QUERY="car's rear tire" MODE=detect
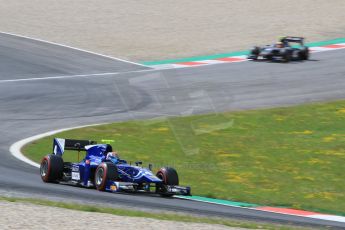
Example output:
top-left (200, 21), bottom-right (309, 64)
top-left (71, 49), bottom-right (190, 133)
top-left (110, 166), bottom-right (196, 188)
top-left (301, 47), bottom-right (309, 60)
top-left (156, 167), bottom-right (179, 197)
top-left (94, 162), bottom-right (118, 191)
top-left (40, 154), bottom-right (64, 182)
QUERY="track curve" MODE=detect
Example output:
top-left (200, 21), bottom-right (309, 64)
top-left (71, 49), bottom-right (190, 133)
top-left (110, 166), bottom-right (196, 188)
top-left (1, 32), bottom-right (345, 228)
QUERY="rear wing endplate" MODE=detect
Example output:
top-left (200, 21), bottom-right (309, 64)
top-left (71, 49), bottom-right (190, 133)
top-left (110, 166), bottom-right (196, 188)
top-left (53, 138), bottom-right (97, 156)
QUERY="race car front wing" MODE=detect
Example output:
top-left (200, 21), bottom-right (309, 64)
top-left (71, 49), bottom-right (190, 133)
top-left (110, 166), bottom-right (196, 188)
top-left (105, 181), bottom-right (191, 196)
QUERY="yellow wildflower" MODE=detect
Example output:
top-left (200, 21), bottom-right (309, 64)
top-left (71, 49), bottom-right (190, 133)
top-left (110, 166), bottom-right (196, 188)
top-left (153, 127), bottom-right (169, 132)
top-left (290, 130), bottom-right (313, 135)
top-left (336, 108), bottom-right (345, 114)
top-left (323, 136), bottom-right (336, 142)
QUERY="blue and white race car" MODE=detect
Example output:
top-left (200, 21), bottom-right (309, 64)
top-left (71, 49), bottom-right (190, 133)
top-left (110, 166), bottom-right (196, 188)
top-left (40, 138), bottom-right (191, 197)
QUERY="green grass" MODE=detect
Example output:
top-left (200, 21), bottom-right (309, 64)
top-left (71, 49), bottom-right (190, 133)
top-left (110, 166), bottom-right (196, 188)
top-left (23, 100), bottom-right (345, 215)
top-left (0, 196), bottom-right (309, 230)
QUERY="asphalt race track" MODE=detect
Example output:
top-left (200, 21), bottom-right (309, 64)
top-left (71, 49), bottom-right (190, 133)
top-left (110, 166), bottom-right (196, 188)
top-left (1, 32), bottom-right (345, 228)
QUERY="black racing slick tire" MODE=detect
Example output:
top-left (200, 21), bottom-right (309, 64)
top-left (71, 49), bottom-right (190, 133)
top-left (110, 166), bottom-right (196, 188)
top-left (283, 52), bottom-right (291, 63)
top-left (157, 167), bottom-right (179, 185)
top-left (40, 154), bottom-right (64, 182)
top-left (94, 162), bottom-right (118, 191)
top-left (156, 167), bottom-right (179, 197)
top-left (302, 47), bottom-right (309, 60)
top-left (249, 46), bottom-right (260, 60)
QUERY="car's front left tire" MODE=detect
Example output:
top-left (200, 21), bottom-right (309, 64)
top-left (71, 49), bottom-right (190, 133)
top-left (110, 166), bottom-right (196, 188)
top-left (94, 162), bottom-right (118, 191)
top-left (156, 167), bottom-right (179, 197)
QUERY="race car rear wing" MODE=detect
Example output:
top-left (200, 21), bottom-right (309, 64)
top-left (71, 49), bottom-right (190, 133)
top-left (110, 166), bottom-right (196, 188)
top-left (53, 138), bottom-right (97, 156)
top-left (280, 36), bottom-right (305, 44)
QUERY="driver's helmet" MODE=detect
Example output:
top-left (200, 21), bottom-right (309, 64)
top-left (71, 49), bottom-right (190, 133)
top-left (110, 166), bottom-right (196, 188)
top-left (278, 36), bottom-right (286, 42)
top-left (106, 151), bottom-right (120, 163)
top-left (104, 144), bottom-right (113, 155)
top-left (275, 42), bottom-right (284, 48)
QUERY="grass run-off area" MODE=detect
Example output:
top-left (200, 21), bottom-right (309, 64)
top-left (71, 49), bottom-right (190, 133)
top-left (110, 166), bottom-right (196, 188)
top-left (24, 100), bottom-right (345, 215)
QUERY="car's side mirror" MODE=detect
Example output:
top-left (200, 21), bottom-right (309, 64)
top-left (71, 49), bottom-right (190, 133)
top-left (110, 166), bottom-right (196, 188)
top-left (135, 161), bottom-right (143, 166)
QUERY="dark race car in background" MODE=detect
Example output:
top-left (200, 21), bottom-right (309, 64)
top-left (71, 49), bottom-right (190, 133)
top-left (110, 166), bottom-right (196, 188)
top-left (40, 138), bottom-right (191, 197)
top-left (247, 36), bottom-right (309, 62)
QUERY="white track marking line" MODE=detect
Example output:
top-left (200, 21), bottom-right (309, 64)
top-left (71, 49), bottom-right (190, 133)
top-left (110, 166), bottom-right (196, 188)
top-left (0, 31), bottom-right (151, 68)
top-left (151, 64), bottom-right (186, 70)
top-left (9, 123), bottom-right (108, 168)
top-left (0, 72), bottom-right (119, 83)
top-left (0, 68), bottom-right (157, 84)
top-left (309, 215), bottom-right (345, 223)
top-left (198, 60), bottom-right (226, 64)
